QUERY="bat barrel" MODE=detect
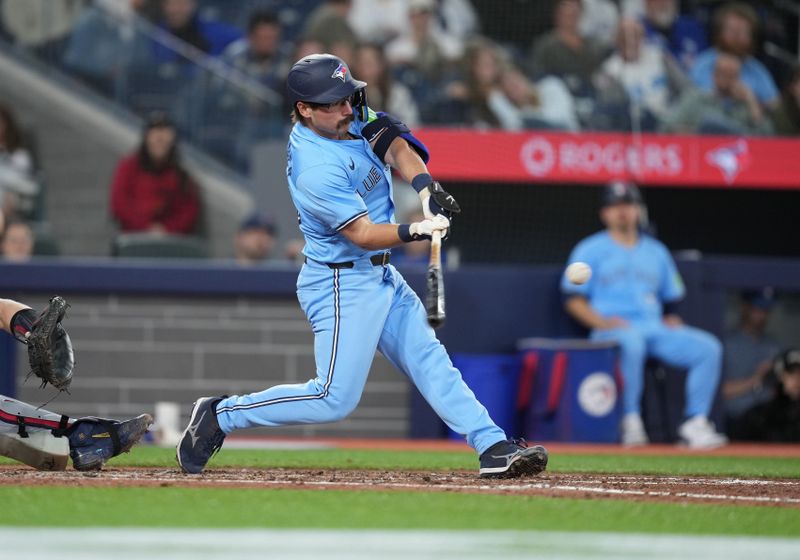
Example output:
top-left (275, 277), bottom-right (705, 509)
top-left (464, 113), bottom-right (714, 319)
top-left (426, 231), bottom-right (445, 328)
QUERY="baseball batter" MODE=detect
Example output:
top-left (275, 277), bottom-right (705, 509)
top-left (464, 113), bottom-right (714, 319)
top-left (561, 181), bottom-right (727, 448)
top-left (177, 54), bottom-right (548, 478)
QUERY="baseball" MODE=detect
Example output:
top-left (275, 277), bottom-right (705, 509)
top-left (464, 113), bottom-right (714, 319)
top-left (566, 262), bottom-right (592, 285)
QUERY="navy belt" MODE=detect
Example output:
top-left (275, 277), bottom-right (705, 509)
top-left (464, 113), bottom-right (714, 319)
top-left (305, 253), bottom-right (390, 269)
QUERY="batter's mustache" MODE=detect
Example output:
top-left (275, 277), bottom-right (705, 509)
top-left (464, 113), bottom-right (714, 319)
top-left (339, 115), bottom-right (354, 127)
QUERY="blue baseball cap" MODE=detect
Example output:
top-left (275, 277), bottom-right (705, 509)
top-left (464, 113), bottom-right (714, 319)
top-left (239, 213), bottom-right (277, 235)
top-left (741, 287), bottom-right (776, 310)
top-left (601, 181), bottom-right (643, 207)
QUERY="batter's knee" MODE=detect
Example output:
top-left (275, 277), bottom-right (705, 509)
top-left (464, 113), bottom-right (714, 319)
top-left (316, 394), bottom-right (360, 423)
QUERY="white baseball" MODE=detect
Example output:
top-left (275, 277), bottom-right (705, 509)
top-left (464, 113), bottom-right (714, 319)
top-left (566, 262), bottom-right (592, 285)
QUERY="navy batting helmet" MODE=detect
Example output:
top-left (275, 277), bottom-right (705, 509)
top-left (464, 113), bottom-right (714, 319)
top-left (286, 54), bottom-right (367, 105)
top-left (601, 180), bottom-right (643, 207)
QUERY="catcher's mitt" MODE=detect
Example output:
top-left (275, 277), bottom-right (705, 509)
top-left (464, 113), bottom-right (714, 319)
top-left (26, 296), bottom-right (74, 391)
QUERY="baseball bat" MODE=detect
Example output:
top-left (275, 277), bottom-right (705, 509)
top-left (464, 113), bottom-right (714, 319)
top-left (425, 230), bottom-right (446, 328)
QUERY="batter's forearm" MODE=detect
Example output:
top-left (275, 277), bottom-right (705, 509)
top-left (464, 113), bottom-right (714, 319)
top-left (341, 215), bottom-right (446, 250)
top-left (385, 137), bottom-right (428, 183)
top-left (341, 216), bottom-right (410, 250)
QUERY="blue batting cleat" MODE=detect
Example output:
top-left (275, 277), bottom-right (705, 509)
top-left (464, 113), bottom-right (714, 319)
top-left (478, 438), bottom-right (548, 479)
top-left (176, 396), bottom-right (227, 474)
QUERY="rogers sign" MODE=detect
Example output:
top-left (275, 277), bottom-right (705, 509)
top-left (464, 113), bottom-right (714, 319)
top-left (520, 136), bottom-right (683, 179)
top-left (416, 128), bottom-right (800, 189)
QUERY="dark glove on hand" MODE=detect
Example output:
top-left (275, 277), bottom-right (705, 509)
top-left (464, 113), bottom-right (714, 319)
top-left (24, 296), bottom-right (74, 391)
top-left (412, 174), bottom-right (461, 220)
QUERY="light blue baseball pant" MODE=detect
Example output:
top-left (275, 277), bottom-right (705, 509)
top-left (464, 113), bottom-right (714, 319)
top-left (591, 321), bottom-right (722, 418)
top-left (215, 259), bottom-right (506, 455)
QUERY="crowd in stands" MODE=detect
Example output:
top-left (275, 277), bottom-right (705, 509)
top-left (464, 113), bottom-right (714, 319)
top-left (2, 0), bottom-right (799, 174)
top-left (0, 102), bottom-right (38, 262)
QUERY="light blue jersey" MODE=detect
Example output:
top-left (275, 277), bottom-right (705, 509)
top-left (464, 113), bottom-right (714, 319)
top-left (562, 231), bottom-right (721, 418)
top-left (214, 117), bottom-right (506, 455)
top-left (287, 120), bottom-right (395, 263)
top-left (561, 231), bottom-right (685, 322)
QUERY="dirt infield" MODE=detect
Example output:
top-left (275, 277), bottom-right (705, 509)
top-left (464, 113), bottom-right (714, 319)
top-left (2, 466), bottom-right (799, 508)
top-left (228, 438), bottom-right (800, 458)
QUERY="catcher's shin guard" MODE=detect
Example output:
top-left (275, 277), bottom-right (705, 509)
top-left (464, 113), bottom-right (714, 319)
top-left (0, 396), bottom-right (70, 470)
top-left (68, 414), bottom-right (153, 471)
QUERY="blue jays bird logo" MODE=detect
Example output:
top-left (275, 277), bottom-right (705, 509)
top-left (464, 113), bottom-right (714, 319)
top-left (705, 139), bottom-right (749, 184)
top-left (331, 63), bottom-right (347, 82)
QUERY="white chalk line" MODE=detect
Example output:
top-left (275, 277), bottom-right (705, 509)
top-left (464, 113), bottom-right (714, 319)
top-left (73, 472), bottom-right (800, 506)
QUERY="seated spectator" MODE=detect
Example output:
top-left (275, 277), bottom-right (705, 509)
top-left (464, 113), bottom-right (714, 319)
top-left (496, 67), bottom-right (580, 131)
top-left (0, 103), bottom-right (39, 219)
top-left (152, 0), bottom-right (241, 63)
top-left (722, 288), bottom-right (781, 435)
top-left (385, 0), bottom-right (464, 76)
top-left (445, 38), bottom-right (511, 128)
top-left (561, 181), bottom-right (727, 449)
top-left (661, 52), bottom-right (773, 135)
top-left (526, 0), bottom-right (610, 125)
top-left (0, 0), bottom-right (84, 58)
top-left (640, 0), bottom-right (708, 72)
top-left (601, 17), bottom-right (689, 129)
top-left (1, 217), bottom-right (34, 262)
top-left (235, 212), bottom-right (278, 265)
top-left (110, 112), bottom-right (200, 234)
top-left (453, 40), bottom-right (580, 131)
top-left (220, 10), bottom-right (285, 95)
top-left (579, 0), bottom-right (620, 47)
top-left (728, 349), bottom-right (800, 442)
top-left (353, 43), bottom-right (419, 127)
top-left (347, 0), bottom-right (409, 44)
top-left (690, 2), bottom-right (779, 108)
top-left (62, 0), bottom-right (152, 96)
top-left (434, 0), bottom-right (479, 43)
top-left (770, 66), bottom-right (800, 136)
top-left (301, 0), bottom-right (358, 65)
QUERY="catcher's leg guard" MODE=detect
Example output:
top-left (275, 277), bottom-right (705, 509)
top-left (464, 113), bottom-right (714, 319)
top-left (0, 396), bottom-right (70, 470)
top-left (68, 414), bottom-right (153, 471)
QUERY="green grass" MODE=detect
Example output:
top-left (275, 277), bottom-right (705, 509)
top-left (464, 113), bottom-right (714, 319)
top-left (8, 446), bottom-right (792, 479)
top-left (2, 487), bottom-right (799, 536)
top-left (3, 447), bottom-right (800, 535)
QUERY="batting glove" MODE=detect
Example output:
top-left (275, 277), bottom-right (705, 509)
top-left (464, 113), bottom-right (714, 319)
top-left (410, 214), bottom-right (450, 240)
top-left (412, 174), bottom-right (461, 220)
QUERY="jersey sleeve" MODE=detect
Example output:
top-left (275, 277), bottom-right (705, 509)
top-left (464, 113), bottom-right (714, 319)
top-left (658, 243), bottom-right (685, 303)
top-left (295, 163), bottom-right (368, 231)
top-left (560, 240), bottom-right (595, 297)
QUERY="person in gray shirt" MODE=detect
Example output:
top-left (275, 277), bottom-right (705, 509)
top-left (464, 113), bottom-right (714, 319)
top-left (722, 288), bottom-right (782, 435)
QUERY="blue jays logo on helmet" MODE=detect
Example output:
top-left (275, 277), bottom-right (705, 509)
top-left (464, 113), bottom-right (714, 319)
top-left (331, 63), bottom-right (347, 82)
top-left (286, 53), bottom-right (367, 105)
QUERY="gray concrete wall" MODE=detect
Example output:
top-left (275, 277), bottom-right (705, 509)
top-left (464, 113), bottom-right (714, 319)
top-left (13, 294), bottom-right (410, 439)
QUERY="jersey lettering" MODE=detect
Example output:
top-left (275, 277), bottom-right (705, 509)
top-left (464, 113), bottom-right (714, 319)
top-left (357, 166), bottom-right (383, 197)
